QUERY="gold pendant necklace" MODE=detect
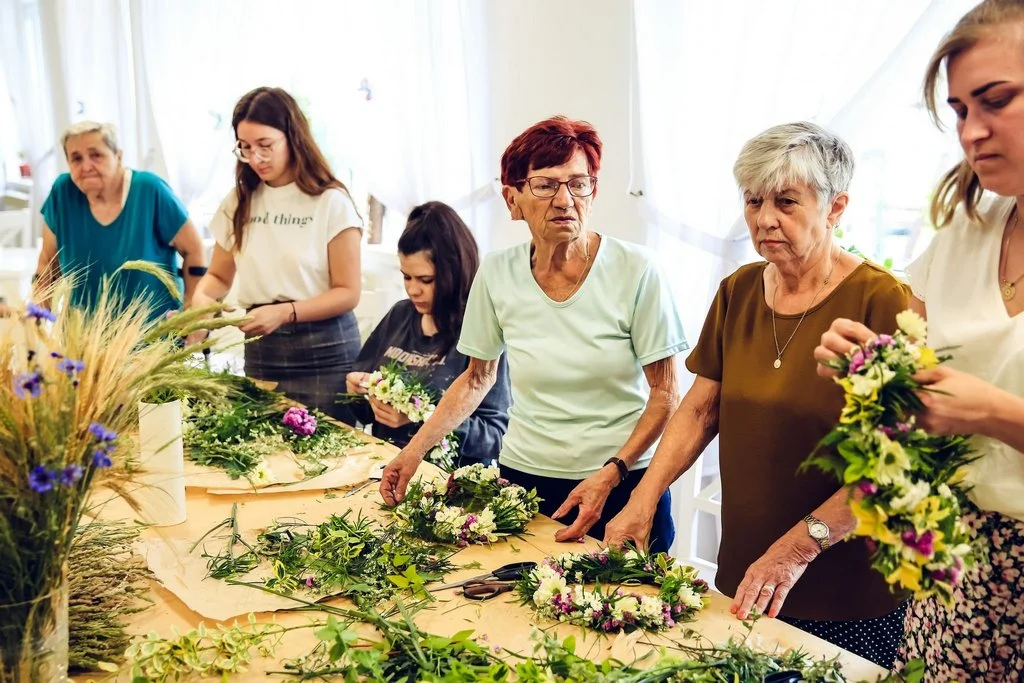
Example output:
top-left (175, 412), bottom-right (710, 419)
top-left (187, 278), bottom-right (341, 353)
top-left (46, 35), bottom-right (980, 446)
top-left (771, 257), bottom-right (835, 369)
top-left (999, 211), bottom-right (1023, 301)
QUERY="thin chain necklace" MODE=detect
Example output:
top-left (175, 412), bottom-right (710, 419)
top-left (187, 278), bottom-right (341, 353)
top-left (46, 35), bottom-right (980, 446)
top-left (533, 234), bottom-right (591, 302)
top-left (771, 256), bottom-right (836, 369)
top-left (999, 210), bottom-right (1024, 301)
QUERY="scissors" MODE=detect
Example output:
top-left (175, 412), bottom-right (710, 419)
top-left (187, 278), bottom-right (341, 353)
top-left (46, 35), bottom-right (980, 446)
top-left (429, 561), bottom-right (537, 593)
top-left (460, 578), bottom-right (517, 600)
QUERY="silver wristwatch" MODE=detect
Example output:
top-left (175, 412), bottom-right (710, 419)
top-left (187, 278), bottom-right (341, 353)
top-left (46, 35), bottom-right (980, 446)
top-left (804, 514), bottom-right (831, 551)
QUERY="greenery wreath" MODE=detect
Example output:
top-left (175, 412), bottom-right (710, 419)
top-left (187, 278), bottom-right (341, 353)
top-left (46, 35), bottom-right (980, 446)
top-left (389, 464), bottom-right (541, 545)
top-left (515, 547), bottom-right (709, 633)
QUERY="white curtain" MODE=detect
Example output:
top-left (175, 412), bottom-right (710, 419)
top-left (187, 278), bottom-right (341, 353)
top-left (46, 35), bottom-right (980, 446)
top-left (633, 0), bottom-right (977, 332)
top-left (128, 0), bottom-right (476, 237)
top-left (0, 0), bottom-right (64, 243)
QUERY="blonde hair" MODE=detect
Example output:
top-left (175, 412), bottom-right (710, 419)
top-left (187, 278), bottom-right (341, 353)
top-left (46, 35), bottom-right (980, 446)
top-left (733, 121), bottom-right (854, 209)
top-left (924, 0), bottom-right (1024, 228)
top-left (60, 121), bottom-right (120, 157)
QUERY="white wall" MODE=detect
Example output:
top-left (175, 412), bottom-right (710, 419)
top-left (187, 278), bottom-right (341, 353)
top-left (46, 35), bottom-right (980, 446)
top-left (466, 0), bottom-right (645, 254)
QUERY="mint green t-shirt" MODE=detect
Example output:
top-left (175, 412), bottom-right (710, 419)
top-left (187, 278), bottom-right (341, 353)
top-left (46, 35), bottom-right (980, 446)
top-left (458, 235), bottom-right (688, 479)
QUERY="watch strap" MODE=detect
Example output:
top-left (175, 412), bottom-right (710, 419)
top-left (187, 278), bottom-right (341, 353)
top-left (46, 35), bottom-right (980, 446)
top-left (604, 457), bottom-right (628, 485)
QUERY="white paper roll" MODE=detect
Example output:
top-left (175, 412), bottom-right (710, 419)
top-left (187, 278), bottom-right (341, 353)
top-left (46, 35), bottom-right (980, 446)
top-left (136, 400), bottom-right (187, 526)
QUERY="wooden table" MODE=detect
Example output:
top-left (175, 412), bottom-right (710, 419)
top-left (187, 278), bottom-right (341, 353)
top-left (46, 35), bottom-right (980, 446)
top-left (83, 444), bottom-right (887, 681)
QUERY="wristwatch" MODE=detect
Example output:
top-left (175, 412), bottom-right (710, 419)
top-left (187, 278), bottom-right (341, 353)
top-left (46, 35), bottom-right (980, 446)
top-left (804, 514), bottom-right (831, 551)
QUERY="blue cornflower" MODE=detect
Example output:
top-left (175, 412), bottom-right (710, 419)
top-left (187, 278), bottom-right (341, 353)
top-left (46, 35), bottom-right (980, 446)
top-left (28, 465), bottom-right (56, 493)
top-left (92, 448), bottom-right (113, 469)
top-left (56, 357), bottom-right (85, 378)
top-left (88, 422), bottom-right (117, 443)
top-left (60, 464), bottom-right (83, 486)
top-left (14, 371), bottom-right (43, 399)
top-left (25, 302), bottom-right (56, 322)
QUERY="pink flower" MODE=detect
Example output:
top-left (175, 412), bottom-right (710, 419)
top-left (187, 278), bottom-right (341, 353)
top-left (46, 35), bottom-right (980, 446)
top-left (848, 349), bottom-right (867, 374)
top-left (858, 480), bottom-right (878, 495)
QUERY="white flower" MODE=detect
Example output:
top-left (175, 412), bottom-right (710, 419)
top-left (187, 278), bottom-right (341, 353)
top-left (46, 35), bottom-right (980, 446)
top-left (676, 584), bottom-right (703, 610)
top-left (849, 363), bottom-right (896, 396)
top-left (874, 434), bottom-right (912, 485)
top-left (624, 549), bottom-right (643, 564)
top-left (889, 479), bottom-right (931, 513)
top-left (937, 483), bottom-right (953, 499)
top-left (615, 596), bottom-right (639, 618)
top-left (639, 596), bottom-right (664, 620)
top-left (251, 460), bottom-right (275, 485)
top-left (896, 310), bottom-right (928, 342)
top-left (534, 575), bottom-right (568, 606)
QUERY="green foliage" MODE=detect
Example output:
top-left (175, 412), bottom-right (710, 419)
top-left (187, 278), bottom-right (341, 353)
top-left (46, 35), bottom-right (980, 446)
top-left (196, 511), bottom-right (457, 609)
top-left (183, 374), bottom-right (364, 481)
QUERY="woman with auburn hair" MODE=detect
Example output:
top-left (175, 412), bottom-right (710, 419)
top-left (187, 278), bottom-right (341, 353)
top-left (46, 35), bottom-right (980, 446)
top-left (346, 201), bottom-right (510, 466)
top-left (189, 87), bottom-right (362, 422)
top-left (378, 116), bottom-right (688, 554)
top-left (816, 1), bottom-right (1024, 678)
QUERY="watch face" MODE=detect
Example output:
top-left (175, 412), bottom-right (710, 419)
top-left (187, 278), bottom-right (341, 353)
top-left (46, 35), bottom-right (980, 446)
top-left (809, 521), bottom-right (829, 539)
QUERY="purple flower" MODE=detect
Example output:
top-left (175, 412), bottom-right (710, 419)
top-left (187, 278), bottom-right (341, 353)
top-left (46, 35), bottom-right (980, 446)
top-left (56, 357), bottom-right (85, 378)
top-left (869, 334), bottom-right (893, 348)
top-left (14, 371), bottom-right (43, 399)
top-left (896, 421), bottom-right (912, 433)
top-left (848, 349), bottom-right (867, 374)
top-left (282, 407), bottom-right (317, 436)
top-left (89, 422), bottom-right (117, 443)
top-left (857, 480), bottom-right (878, 496)
top-left (29, 465), bottom-right (56, 493)
top-left (26, 302), bottom-right (56, 322)
top-left (901, 529), bottom-right (935, 557)
top-left (60, 464), bottom-right (83, 486)
top-left (305, 575), bottom-right (316, 589)
top-left (412, 395), bottom-right (423, 409)
top-left (92, 448), bottom-right (113, 469)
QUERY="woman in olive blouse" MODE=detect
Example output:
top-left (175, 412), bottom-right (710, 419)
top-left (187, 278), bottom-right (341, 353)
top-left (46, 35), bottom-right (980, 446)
top-left (605, 122), bottom-right (910, 668)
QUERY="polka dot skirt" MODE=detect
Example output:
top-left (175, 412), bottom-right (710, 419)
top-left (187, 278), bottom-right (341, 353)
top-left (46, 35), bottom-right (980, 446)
top-left (779, 601), bottom-right (907, 669)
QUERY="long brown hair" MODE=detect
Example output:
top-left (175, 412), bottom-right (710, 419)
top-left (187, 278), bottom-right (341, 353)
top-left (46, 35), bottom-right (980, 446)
top-left (924, 0), bottom-right (1024, 228)
top-left (229, 87), bottom-right (352, 251)
top-left (397, 202), bottom-right (480, 354)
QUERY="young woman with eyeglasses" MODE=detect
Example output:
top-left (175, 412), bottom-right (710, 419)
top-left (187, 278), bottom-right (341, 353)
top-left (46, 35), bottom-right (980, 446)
top-left (189, 86), bottom-right (363, 423)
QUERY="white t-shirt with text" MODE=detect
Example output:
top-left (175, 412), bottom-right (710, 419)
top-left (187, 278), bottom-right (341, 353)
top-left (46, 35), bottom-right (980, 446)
top-left (209, 182), bottom-right (362, 308)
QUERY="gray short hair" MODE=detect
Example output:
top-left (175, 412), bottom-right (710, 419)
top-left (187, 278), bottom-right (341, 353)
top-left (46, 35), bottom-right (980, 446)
top-left (61, 121), bottom-right (120, 156)
top-left (733, 122), bottom-right (854, 208)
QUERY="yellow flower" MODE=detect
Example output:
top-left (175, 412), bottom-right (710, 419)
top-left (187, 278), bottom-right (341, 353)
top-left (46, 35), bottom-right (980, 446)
top-left (851, 502), bottom-right (900, 545)
top-left (874, 435), bottom-right (911, 485)
top-left (886, 561), bottom-right (923, 592)
top-left (911, 496), bottom-right (950, 531)
top-left (917, 346), bottom-right (939, 370)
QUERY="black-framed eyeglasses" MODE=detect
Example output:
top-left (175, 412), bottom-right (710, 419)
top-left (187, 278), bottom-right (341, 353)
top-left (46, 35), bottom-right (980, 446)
top-left (518, 175), bottom-right (597, 198)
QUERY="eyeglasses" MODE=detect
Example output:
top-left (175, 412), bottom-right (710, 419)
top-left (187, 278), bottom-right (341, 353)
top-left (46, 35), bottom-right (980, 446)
top-left (518, 175), bottom-right (597, 198)
top-left (232, 138), bottom-right (283, 163)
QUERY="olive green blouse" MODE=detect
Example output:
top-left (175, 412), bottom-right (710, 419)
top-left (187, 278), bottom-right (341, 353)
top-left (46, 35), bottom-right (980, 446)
top-left (686, 260), bottom-right (911, 620)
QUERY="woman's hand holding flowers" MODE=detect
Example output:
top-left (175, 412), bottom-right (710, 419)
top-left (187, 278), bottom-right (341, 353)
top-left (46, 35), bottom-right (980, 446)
top-left (369, 397), bottom-right (413, 428)
top-left (814, 318), bottom-right (877, 378)
top-left (603, 497), bottom-right (657, 550)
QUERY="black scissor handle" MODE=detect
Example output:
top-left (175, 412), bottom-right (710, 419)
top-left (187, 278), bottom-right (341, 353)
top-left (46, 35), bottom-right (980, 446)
top-left (489, 561), bottom-right (537, 581)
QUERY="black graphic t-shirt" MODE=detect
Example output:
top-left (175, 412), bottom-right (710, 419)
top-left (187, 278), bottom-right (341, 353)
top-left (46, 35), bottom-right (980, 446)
top-left (352, 300), bottom-right (510, 465)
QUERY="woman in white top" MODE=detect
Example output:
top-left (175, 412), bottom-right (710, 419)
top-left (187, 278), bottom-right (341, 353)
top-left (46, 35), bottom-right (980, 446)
top-left (190, 87), bottom-right (362, 422)
top-left (817, 2), bottom-right (1024, 678)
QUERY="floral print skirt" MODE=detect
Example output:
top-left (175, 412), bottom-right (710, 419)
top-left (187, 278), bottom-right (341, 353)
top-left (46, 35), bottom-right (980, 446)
top-left (896, 506), bottom-right (1024, 682)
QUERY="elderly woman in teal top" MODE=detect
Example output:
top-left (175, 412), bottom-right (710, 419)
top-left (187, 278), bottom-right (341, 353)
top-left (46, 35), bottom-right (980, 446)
top-left (380, 115), bottom-right (688, 553)
top-left (34, 121), bottom-right (206, 318)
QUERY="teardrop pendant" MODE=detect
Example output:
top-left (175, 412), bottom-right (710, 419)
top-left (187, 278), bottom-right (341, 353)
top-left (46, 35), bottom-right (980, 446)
top-left (773, 358), bottom-right (782, 369)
